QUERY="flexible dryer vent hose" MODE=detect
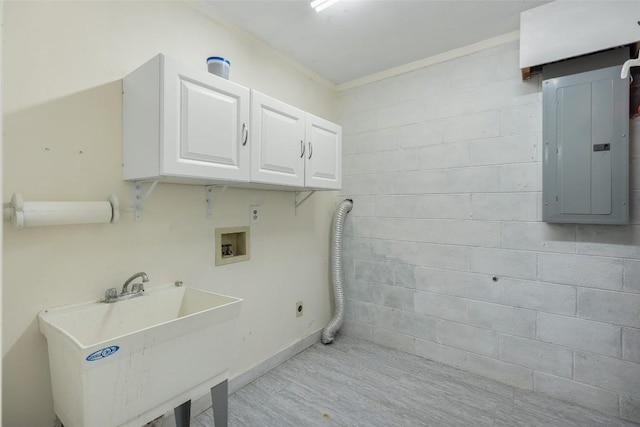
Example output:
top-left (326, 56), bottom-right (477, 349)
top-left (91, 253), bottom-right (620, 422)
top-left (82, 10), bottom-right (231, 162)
top-left (322, 199), bottom-right (353, 344)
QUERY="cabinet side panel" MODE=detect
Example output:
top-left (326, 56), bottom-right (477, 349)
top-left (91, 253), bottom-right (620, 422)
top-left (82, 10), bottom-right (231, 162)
top-left (122, 55), bottom-right (161, 181)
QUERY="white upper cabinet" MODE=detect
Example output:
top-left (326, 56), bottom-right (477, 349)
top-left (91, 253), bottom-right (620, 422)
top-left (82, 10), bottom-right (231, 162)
top-left (250, 90), bottom-right (341, 190)
top-left (305, 114), bottom-right (341, 190)
top-left (251, 91), bottom-right (306, 187)
top-left (123, 54), bottom-right (250, 183)
top-left (123, 55), bottom-right (341, 190)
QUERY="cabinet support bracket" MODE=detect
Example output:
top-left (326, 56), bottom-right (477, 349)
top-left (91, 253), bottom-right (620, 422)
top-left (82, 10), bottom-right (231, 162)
top-left (206, 185), bottom-right (227, 219)
top-left (134, 180), bottom-right (159, 222)
top-left (295, 191), bottom-right (316, 216)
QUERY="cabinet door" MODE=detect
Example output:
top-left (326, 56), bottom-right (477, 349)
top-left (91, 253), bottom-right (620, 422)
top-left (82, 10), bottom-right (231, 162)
top-left (305, 114), bottom-right (342, 190)
top-left (162, 58), bottom-right (250, 182)
top-left (250, 91), bottom-right (305, 187)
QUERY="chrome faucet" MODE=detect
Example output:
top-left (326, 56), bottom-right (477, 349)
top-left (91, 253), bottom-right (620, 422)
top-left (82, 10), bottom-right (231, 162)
top-left (122, 272), bottom-right (149, 294)
top-left (103, 272), bottom-right (149, 303)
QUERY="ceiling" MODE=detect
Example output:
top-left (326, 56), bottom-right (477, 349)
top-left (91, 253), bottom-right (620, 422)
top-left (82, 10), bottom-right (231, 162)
top-left (199, 0), bottom-right (549, 85)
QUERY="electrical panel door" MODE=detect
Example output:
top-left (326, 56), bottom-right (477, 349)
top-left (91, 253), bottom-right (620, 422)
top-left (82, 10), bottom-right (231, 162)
top-left (542, 48), bottom-right (630, 224)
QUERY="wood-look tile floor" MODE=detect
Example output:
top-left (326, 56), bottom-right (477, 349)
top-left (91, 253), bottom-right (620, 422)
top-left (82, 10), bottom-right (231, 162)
top-left (192, 335), bottom-right (637, 427)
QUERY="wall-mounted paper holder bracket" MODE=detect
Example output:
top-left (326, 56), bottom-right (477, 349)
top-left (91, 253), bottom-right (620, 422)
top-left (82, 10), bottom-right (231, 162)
top-left (295, 191), bottom-right (315, 216)
top-left (206, 185), bottom-right (227, 219)
top-left (133, 180), bottom-right (158, 222)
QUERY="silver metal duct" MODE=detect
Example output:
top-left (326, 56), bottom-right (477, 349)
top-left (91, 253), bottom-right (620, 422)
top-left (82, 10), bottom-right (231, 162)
top-left (322, 199), bottom-right (353, 344)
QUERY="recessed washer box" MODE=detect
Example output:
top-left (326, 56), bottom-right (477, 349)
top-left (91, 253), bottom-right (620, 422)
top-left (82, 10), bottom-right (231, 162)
top-left (215, 226), bottom-right (250, 266)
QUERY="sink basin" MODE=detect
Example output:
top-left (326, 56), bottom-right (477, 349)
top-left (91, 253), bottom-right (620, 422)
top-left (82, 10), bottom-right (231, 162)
top-left (38, 283), bottom-right (242, 427)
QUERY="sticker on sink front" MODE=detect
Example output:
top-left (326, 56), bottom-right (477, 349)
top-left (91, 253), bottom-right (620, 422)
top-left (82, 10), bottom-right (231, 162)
top-left (86, 346), bottom-right (120, 362)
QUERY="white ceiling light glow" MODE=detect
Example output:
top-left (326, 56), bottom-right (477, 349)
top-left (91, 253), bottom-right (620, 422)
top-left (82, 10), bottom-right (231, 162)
top-left (311, 0), bottom-right (341, 13)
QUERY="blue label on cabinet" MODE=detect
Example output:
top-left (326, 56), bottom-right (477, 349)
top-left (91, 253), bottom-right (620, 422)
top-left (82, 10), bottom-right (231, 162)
top-left (86, 345), bottom-right (120, 362)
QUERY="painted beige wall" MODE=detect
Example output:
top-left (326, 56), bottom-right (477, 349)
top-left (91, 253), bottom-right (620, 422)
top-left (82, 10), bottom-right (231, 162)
top-left (0, 0), bottom-right (4, 423)
top-left (2, 1), bottom-right (338, 425)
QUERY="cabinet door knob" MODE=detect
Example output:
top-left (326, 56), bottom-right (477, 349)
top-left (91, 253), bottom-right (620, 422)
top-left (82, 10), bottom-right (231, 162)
top-left (308, 142), bottom-right (313, 159)
top-left (242, 123), bottom-right (248, 146)
top-left (300, 140), bottom-right (305, 158)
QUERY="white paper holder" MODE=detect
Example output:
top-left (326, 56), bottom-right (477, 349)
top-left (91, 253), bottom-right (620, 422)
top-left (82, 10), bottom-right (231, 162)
top-left (3, 193), bottom-right (120, 230)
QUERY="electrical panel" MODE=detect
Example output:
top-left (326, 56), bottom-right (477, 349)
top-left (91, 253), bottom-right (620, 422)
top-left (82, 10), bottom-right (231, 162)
top-left (542, 48), bottom-right (630, 224)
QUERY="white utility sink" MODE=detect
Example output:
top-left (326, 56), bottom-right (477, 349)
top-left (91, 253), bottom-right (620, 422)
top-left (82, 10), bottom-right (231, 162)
top-left (38, 283), bottom-right (242, 427)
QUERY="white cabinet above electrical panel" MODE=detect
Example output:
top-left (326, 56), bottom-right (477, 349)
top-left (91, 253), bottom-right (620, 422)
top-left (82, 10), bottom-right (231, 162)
top-left (123, 54), bottom-right (250, 184)
top-left (250, 90), bottom-right (341, 190)
top-left (520, 2), bottom-right (640, 78)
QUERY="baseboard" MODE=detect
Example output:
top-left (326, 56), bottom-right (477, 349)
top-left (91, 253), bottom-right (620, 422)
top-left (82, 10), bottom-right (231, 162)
top-left (158, 329), bottom-right (323, 426)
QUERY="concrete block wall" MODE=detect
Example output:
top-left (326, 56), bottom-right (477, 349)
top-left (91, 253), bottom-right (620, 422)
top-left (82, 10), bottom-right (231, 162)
top-left (337, 41), bottom-right (640, 423)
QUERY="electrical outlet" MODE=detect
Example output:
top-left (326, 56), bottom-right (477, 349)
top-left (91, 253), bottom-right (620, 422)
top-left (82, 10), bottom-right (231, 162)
top-left (250, 205), bottom-right (261, 224)
top-left (296, 301), bottom-right (303, 317)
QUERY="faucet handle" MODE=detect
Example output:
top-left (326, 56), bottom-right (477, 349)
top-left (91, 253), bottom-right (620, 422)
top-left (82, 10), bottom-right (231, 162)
top-left (105, 288), bottom-right (118, 300)
top-left (131, 283), bottom-right (145, 293)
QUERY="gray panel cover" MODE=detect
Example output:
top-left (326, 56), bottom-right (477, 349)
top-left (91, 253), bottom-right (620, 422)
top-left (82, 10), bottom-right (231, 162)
top-left (542, 48), bottom-right (629, 224)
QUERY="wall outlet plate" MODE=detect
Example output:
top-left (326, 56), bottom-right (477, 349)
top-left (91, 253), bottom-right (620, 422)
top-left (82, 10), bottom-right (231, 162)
top-left (296, 301), bottom-right (303, 317)
top-left (250, 205), bottom-right (261, 224)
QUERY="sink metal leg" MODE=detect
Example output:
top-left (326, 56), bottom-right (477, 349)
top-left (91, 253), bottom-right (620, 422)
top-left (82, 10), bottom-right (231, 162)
top-left (174, 399), bottom-right (191, 427)
top-left (211, 380), bottom-right (228, 427)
